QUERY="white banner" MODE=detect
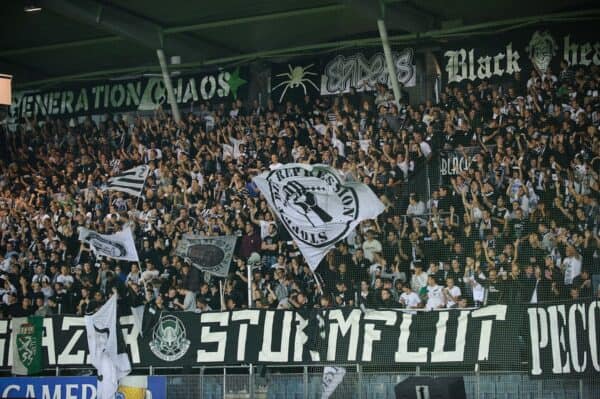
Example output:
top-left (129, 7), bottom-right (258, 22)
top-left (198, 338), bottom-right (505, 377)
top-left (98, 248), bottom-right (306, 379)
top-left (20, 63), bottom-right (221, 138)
top-left (253, 164), bottom-right (384, 270)
top-left (78, 226), bottom-right (139, 262)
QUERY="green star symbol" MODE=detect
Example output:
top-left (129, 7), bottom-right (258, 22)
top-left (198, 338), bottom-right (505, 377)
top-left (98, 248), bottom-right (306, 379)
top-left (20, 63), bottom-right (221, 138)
top-left (228, 67), bottom-right (247, 100)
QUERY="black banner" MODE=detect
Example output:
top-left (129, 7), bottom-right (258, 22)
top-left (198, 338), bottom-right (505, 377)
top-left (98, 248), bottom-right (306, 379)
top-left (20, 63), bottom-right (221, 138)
top-left (439, 146), bottom-right (482, 180)
top-left (437, 145), bottom-right (497, 186)
top-left (528, 300), bottom-right (600, 378)
top-left (9, 67), bottom-right (249, 120)
top-left (0, 305), bottom-right (520, 370)
top-left (271, 47), bottom-right (417, 104)
top-left (440, 24), bottom-right (600, 85)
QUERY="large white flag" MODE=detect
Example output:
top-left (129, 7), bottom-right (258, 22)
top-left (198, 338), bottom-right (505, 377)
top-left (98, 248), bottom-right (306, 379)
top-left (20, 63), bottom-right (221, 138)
top-left (103, 165), bottom-right (149, 197)
top-left (253, 164), bottom-right (384, 270)
top-left (78, 226), bottom-right (140, 262)
top-left (85, 294), bottom-right (131, 399)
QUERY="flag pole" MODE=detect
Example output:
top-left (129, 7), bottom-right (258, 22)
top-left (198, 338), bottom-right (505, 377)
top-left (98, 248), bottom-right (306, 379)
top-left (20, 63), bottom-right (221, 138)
top-left (247, 263), bottom-right (253, 309)
top-left (134, 177), bottom-right (147, 211)
top-left (219, 279), bottom-right (225, 310)
top-left (309, 267), bottom-right (324, 298)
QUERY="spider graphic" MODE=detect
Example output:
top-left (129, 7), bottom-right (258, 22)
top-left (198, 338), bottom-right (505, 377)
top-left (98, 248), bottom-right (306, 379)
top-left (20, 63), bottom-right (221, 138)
top-left (272, 64), bottom-right (319, 103)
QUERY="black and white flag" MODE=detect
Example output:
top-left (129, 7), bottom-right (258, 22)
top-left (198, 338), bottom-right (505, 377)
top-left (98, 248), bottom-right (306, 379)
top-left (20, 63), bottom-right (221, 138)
top-left (85, 294), bottom-right (131, 399)
top-left (321, 366), bottom-right (346, 399)
top-left (78, 226), bottom-right (140, 262)
top-left (175, 234), bottom-right (237, 277)
top-left (103, 165), bottom-right (149, 197)
top-left (253, 164), bottom-right (384, 270)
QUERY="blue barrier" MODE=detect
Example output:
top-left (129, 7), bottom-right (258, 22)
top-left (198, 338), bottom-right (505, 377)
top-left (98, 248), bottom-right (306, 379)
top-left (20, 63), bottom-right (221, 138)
top-left (0, 376), bottom-right (166, 399)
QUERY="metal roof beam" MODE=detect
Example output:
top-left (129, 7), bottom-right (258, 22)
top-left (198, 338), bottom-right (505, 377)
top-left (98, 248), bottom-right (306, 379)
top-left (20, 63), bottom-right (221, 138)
top-left (164, 4), bottom-right (345, 34)
top-left (343, 0), bottom-right (435, 32)
top-left (38, 0), bottom-right (206, 58)
top-left (12, 7), bottom-right (600, 89)
top-left (0, 4), bottom-right (346, 58)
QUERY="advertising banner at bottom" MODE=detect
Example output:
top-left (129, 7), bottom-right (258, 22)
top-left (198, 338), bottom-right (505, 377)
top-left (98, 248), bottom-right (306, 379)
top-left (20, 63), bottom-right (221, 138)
top-left (0, 375), bottom-right (166, 399)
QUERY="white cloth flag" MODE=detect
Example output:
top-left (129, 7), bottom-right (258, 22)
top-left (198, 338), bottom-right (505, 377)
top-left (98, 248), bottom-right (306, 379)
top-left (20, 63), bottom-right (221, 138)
top-left (78, 226), bottom-right (140, 262)
top-left (85, 295), bottom-right (131, 399)
top-left (321, 366), bottom-right (346, 399)
top-left (253, 164), bottom-right (384, 270)
top-left (103, 165), bottom-right (149, 197)
top-left (130, 305), bottom-right (145, 337)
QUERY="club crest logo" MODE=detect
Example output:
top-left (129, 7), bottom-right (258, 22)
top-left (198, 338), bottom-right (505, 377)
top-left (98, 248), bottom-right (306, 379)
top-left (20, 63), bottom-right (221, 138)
top-left (526, 30), bottom-right (557, 73)
top-left (266, 166), bottom-right (358, 248)
top-left (16, 323), bottom-right (37, 368)
top-left (149, 314), bottom-right (190, 361)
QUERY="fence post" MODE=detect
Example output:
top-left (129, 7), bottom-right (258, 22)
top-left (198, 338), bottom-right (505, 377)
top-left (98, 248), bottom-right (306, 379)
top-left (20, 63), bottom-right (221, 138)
top-left (223, 367), bottom-right (227, 399)
top-left (200, 366), bottom-right (205, 399)
top-left (579, 378), bottom-right (583, 399)
top-left (415, 365), bottom-right (420, 377)
top-left (357, 364), bottom-right (363, 399)
top-left (303, 366), bottom-right (308, 399)
top-left (149, 365), bottom-right (153, 376)
top-left (475, 363), bottom-right (480, 399)
top-left (55, 366), bottom-right (59, 376)
top-left (249, 364), bottom-right (255, 399)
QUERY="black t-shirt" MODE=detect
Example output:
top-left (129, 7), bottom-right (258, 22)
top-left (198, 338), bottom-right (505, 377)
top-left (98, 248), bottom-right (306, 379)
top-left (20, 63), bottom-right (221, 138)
top-left (262, 233), bottom-right (279, 257)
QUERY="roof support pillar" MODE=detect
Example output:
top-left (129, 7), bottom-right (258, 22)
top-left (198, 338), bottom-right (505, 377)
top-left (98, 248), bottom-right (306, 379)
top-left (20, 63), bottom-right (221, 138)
top-left (377, 19), bottom-right (401, 105)
top-left (156, 49), bottom-right (181, 123)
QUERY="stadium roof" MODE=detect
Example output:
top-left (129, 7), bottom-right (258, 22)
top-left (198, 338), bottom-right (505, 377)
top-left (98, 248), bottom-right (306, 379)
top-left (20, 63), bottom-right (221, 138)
top-left (1, 0), bottom-right (598, 89)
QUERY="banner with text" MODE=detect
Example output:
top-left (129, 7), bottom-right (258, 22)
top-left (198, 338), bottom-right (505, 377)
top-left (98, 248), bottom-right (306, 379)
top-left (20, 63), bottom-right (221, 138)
top-left (271, 48), bottom-right (417, 103)
top-left (440, 24), bottom-right (600, 84)
top-left (0, 306), bottom-right (520, 370)
top-left (0, 376), bottom-right (166, 399)
top-left (528, 300), bottom-right (600, 378)
top-left (438, 145), bottom-right (496, 184)
top-left (10, 67), bottom-right (248, 120)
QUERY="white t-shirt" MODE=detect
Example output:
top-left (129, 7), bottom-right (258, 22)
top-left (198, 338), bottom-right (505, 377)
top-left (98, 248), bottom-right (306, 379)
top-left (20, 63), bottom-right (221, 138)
top-left (426, 284), bottom-right (445, 310)
top-left (563, 256), bottom-right (582, 285)
top-left (259, 220), bottom-right (275, 240)
top-left (445, 286), bottom-right (461, 308)
top-left (269, 162), bottom-right (283, 171)
top-left (419, 141), bottom-right (432, 158)
top-left (411, 272), bottom-right (428, 293)
top-left (56, 274), bottom-right (74, 287)
top-left (464, 275), bottom-right (485, 303)
top-left (400, 291), bottom-right (421, 308)
top-left (362, 239), bottom-right (382, 262)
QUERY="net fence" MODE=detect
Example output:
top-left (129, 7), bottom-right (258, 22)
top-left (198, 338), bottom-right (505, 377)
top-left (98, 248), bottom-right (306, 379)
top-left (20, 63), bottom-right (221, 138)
top-left (161, 368), bottom-right (597, 399)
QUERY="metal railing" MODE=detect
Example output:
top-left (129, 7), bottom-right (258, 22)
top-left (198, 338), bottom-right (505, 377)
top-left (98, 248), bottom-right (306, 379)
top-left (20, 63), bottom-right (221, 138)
top-left (29, 364), bottom-right (592, 399)
top-left (156, 366), bottom-right (598, 399)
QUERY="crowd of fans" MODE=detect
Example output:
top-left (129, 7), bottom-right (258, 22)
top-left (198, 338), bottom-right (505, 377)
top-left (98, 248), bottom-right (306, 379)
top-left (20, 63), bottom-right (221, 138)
top-left (0, 60), bottom-right (599, 319)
